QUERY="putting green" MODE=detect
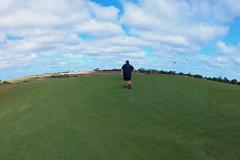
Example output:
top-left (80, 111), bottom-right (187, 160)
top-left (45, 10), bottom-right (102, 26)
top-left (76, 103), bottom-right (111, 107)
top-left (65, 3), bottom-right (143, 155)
top-left (0, 74), bottom-right (240, 160)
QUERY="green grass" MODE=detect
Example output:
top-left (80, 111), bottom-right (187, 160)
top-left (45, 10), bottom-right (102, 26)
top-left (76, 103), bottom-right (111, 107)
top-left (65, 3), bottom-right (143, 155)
top-left (0, 74), bottom-right (240, 160)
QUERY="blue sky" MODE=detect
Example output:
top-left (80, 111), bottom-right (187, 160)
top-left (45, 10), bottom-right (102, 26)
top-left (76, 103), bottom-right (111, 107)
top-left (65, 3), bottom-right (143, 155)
top-left (0, 0), bottom-right (240, 80)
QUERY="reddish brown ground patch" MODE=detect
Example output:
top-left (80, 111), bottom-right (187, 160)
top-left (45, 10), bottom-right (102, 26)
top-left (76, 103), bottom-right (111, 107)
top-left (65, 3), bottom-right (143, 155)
top-left (0, 84), bottom-right (15, 91)
top-left (90, 71), bottom-right (121, 75)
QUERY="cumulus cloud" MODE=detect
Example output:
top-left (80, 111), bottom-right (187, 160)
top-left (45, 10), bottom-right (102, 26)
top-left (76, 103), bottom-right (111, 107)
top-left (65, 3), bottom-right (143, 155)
top-left (0, 32), bottom-right (5, 43)
top-left (87, 2), bottom-right (120, 21)
top-left (0, 0), bottom-right (240, 80)
top-left (217, 42), bottom-right (240, 63)
top-left (121, 0), bottom-right (231, 51)
top-left (0, 0), bottom-right (127, 75)
top-left (0, 53), bottom-right (38, 69)
top-left (74, 21), bottom-right (123, 37)
top-left (63, 53), bottom-right (83, 59)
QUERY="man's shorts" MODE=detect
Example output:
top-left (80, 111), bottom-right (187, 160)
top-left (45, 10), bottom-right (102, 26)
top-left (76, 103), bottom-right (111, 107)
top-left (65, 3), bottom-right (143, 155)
top-left (123, 76), bottom-right (131, 81)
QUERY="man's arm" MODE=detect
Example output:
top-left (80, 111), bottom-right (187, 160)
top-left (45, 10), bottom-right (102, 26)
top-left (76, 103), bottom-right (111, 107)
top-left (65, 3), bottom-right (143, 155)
top-left (131, 65), bottom-right (135, 76)
top-left (121, 65), bottom-right (124, 76)
top-left (133, 69), bottom-right (136, 76)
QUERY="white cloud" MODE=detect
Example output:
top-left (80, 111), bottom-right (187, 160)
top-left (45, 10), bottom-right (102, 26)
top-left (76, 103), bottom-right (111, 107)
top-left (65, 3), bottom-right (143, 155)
top-left (120, 3), bottom-right (161, 30)
top-left (187, 24), bottom-right (228, 42)
top-left (0, 53), bottom-right (38, 69)
top-left (0, 0), bottom-right (240, 80)
top-left (0, 0), bottom-right (13, 13)
top-left (100, 36), bottom-right (148, 47)
top-left (120, 0), bottom-right (238, 55)
top-left (65, 34), bottom-right (82, 45)
top-left (217, 42), bottom-right (238, 55)
top-left (88, 1), bottom-right (120, 21)
top-left (0, 0), bottom-right (126, 74)
top-left (74, 20), bottom-right (124, 37)
top-left (217, 42), bottom-right (240, 63)
top-left (181, 0), bottom-right (240, 22)
top-left (212, 0), bottom-right (240, 22)
top-left (0, 32), bottom-right (5, 42)
top-left (133, 31), bottom-right (190, 47)
top-left (63, 53), bottom-right (83, 59)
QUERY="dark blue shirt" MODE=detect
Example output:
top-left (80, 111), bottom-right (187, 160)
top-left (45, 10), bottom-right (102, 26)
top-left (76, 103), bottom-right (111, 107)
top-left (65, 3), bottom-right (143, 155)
top-left (122, 64), bottom-right (134, 77)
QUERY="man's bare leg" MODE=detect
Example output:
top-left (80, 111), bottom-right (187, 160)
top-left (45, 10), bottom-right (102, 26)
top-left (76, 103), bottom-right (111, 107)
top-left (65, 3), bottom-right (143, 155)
top-left (127, 80), bottom-right (132, 89)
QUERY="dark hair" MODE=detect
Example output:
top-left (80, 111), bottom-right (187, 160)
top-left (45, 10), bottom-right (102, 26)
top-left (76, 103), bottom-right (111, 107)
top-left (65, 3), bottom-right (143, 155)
top-left (126, 60), bottom-right (129, 64)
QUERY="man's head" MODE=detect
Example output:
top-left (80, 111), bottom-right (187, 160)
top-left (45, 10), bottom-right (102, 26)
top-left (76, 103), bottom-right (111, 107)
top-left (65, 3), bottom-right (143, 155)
top-left (126, 60), bottom-right (129, 64)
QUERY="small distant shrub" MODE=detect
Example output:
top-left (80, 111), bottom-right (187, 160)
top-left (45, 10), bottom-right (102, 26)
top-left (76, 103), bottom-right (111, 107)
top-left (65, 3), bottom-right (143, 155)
top-left (2, 81), bottom-right (11, 84)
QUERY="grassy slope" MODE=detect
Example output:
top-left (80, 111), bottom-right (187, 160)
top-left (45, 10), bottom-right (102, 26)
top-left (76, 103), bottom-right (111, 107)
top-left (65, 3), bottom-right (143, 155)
top-left (0, 74), bottom-right (240, 160)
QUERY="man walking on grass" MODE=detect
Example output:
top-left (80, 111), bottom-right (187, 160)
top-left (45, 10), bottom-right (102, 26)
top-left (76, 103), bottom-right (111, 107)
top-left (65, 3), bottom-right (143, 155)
top-left (121, 60), bottom-right (134, 89)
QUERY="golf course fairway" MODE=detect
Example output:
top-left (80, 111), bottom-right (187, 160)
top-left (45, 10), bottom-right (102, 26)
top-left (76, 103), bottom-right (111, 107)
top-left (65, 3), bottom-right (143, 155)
top-left (0, 74), bottom-right (240, 160)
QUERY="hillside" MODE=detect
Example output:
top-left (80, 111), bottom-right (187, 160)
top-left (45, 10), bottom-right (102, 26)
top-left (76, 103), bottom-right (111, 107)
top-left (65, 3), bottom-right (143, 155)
top-left (0, 74), bottom-right (240, 160)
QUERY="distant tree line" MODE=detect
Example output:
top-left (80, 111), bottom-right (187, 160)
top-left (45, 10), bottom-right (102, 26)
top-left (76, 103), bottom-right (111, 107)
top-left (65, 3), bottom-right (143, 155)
top-left (137, 68), bottom-right (240, 86)
top-left (94, 68), bottom-right (121, 71)
top-left (0, 80), bottom-right (11, 85)
top-left (94, 68), bottom-right (240, 86)
top-left (1, 68), bottom-right (239, 86)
